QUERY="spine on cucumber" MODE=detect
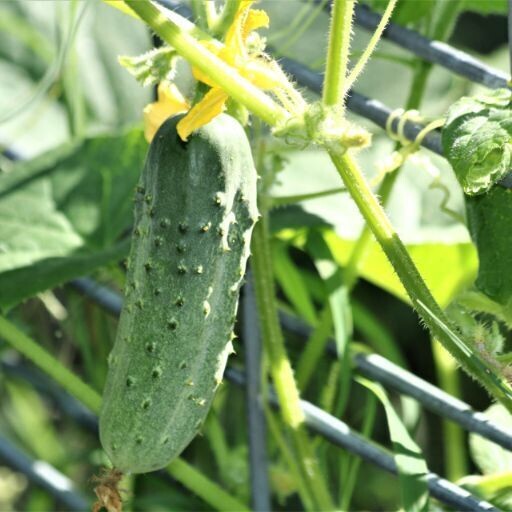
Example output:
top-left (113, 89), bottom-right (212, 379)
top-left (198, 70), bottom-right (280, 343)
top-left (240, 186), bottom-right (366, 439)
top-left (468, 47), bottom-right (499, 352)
top-left (99, 114), bottom-right (258, 473)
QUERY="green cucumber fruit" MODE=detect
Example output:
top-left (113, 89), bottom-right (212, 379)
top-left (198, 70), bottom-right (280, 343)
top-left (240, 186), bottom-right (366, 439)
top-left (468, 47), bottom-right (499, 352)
top-left (466, 185), bottom-right (512, 306)
top-left (99, 114), bottom-right (258, 473)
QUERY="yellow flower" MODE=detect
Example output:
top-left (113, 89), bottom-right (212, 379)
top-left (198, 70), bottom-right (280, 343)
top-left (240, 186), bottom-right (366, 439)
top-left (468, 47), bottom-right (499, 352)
top-left (144, 1), bottom-right (281, 142)
top-left (143, 82), bottom-right (189, 142)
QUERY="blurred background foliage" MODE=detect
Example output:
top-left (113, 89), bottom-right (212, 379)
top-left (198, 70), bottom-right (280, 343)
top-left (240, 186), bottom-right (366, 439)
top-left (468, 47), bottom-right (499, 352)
top-left (0, 0), bottom-right (511, 510)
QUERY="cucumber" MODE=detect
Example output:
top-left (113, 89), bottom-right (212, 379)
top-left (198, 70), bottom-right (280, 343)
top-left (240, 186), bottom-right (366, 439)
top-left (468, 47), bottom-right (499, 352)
top-left (99, 114), bottom-right (258, 473)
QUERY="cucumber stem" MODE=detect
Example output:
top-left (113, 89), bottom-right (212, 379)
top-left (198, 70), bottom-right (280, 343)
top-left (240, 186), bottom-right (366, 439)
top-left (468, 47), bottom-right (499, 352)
top-left (251, 215), bottom-right (335, 511)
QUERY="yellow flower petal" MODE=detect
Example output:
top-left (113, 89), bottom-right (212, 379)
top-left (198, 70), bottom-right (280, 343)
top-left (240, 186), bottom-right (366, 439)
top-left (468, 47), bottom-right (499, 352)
top-left (243, 9), bottom-right (269, 39)
top-left (225, 1), bottom-right (254, 57)
top-left (177, 88), bottom-right (228, 141)
top-left (158, 82), bottom-right (189, 109)
top-left (143, 83), bottom-right (189, 142)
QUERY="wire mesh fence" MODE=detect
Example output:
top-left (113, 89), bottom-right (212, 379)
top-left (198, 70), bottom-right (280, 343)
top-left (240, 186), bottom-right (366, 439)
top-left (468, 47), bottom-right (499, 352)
top-left (1, 1), bottom-right (512, 510)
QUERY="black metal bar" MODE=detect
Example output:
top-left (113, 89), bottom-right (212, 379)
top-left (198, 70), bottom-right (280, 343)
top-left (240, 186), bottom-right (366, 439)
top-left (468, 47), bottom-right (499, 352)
top-left (242, 272), bottom-right (271, 512)
top-left (352, 3), bottom-right (509, 89)
top-left (0, 435), bottom-right (89, 511)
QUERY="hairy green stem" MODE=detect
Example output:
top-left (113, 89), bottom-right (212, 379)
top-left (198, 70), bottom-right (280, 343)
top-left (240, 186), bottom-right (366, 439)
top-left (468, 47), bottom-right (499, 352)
top-left (251, 215), bottom-right (335, 510)
top-left (124, 0), bottom-right (287, 127)
top-left (328, 151), bottom-right (512, 412)
top-left (342, 59), bottom-right (430, 288)
top-left (343, 0), bottom-right (397, 95)
top-left (322, 0), bottom-right (355, 107)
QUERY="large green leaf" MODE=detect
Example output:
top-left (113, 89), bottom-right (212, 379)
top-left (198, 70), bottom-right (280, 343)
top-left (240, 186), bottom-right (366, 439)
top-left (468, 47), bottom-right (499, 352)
top-left (442, 88), bottom-right (512, 195)
top-left (0, 128), bottom-right (146, 311)
top-left (1, 128), bottom-right (146, 248)
top-left (275, 224), bottom-right (477, 308)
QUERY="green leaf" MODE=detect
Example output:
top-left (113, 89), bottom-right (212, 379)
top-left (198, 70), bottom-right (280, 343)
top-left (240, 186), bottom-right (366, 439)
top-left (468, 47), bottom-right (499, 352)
top-left (466, 186), bottom-right (512, 306)
top-left (319, 228), bottom-right (477, 308)
top-left (307, 230), bottom-right (353, 414)
top-left (272, 241), bottom-right (318, 326)
top-left (119, 47), bottom-right (179, 87)
top-left (469, 403), bottom-right (512, 475)
top-left (0, 177), bottom-right (83, 273)
top-left (442, 88), bottom-right (512, 195)
top-left (0, 127), bottom-right (146, 249)
top-left (358, 378), bottom-right (429, 512)
top-left (307, 231), bottom-right (353, 357)
top-left (0, 128), bottom-right (146, 310)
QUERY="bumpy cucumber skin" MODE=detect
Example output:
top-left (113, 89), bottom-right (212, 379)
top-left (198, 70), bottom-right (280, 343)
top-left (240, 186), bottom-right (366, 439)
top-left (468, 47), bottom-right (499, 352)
top-left (99, 114), bottom-right (258, 474)
top-left (466, 186), bottom-right (512, 305)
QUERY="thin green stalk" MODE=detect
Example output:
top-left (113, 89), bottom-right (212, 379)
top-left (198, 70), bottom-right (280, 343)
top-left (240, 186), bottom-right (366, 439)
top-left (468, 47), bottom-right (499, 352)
top-left (432, 341), bottom-right (467, 480)
top-left (328, 150), bottom-right (512, 412)
top-left (211, 0), bottom-right (243, 37)
top-left (272, 0), bottom-right (329, 58)
top-left (343, 0), bottom-right (397, 95)
top-left (339, 392), bottom-right (377, 510)
top-left (251, 216), bottom-right (335, 510)
top-left (322, 0), bottom-right (355, 107)
top-left (124, 0), bottom-right (287, 127)
top-left (167, 459), bottom-right (251, 512)
top-left (429, 0), bottom-right (464, 41)
top-left (0, 317), bottom-right (250, 511)
top-left (190, 0), bottom-right (210, 30)
top-left (342, 59), bottom-right (431, 289)
top-left (0, 316), bottom-right (102, 413)
top-left (296, 306), bottom-right (333, 390)
top-left (264, 406), bottom-right (315, 510)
